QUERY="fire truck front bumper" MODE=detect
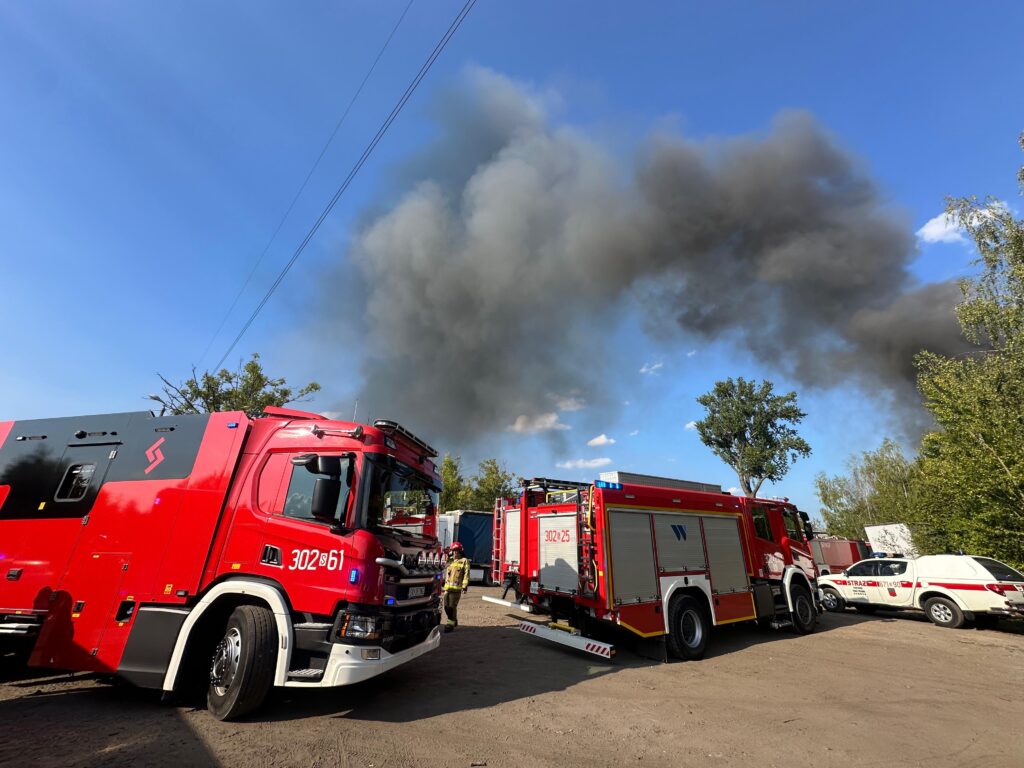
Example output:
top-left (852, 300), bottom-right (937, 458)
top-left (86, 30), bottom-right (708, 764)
top-left (311, 625), bottom-right (442, 687)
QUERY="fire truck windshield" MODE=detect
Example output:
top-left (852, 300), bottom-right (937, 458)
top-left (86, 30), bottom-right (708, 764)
top-left (357, 453), bottom-right (439, 532)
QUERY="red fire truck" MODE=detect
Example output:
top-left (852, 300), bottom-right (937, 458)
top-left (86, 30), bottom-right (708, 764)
top-left (0, 407), bottom-right (444, 719)
top-left (488, 472), bottom-right (819, 659)
top-left (808, 537), bottom-right (872, 576)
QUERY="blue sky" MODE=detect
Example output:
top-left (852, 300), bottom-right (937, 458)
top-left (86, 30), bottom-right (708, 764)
top-left (2, 2), bottom-right (1022, 516)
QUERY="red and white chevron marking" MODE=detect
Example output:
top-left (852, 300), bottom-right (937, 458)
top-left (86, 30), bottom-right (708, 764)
top-left (584, 642), bottom-right (612, 657)
top-left (518, 620), bottom-right (614, 658)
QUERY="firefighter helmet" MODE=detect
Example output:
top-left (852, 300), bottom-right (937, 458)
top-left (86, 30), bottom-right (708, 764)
top-left (450, 541), bottom-right (465, 553)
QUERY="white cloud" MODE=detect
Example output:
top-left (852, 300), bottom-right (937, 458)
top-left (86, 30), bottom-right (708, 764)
top-left (622, 400), bottom-right (631, 406)
top-left (684, 420), bottom-right (697, 431)
top-left (916, 212), bottom-right (965, 244)
top-left (557, 457), bottom-right (612, 470)
top-left (587, 433), bottom-right (616, 447)
top-left (507, 412), bottom-right (570, 433)
top-left (553, 394), bottom-right (586, 412)
top-left (629, 429), bottom-right (640, 437)
top-left (639, 361), bottom-right (663, 375)
top-left (726, 487), bottom-right (742, 495)
top-left (320, 410), bottom-right (343, 420)
top-left (686, 349), bottom-right (697, 358)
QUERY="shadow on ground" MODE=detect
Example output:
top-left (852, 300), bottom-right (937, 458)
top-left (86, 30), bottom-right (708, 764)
top-left (0, 671), bottom-right (218, 768)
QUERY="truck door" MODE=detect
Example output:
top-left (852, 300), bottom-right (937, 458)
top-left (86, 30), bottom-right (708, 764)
top-left (255, 453), bottom-right (354, 606)
top-left (840, 560), bottom-right (879, 605)
top-left (874, 559), bottom-right (913, 606)
top-left (749, 504), bottom-right (786, 579)
top-left (781, 508), bottom-right (815, 579)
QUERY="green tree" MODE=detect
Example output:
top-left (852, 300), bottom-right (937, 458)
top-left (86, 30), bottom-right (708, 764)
top-left (465, 458), bottom-right (516, 511)
top-left (814, 439), bottom-right (919, 539)
top-left (439, 454), bottom-right (472, 513)
top-left (694, 377), bottom-right (811, 497)
top-left (911, 137), bottom-right (1024, 568)
top-left (149, 353), bottom-right (321, 418)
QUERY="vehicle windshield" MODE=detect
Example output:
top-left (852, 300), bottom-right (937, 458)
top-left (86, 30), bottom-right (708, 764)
top-left (973, 557), bottom-right (1024, 582)
top-left (357, 453), bottom-right (439, 531)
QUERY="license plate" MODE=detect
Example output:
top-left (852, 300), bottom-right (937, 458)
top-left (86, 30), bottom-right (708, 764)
top-left (408, 586), bottom-right (426, 598)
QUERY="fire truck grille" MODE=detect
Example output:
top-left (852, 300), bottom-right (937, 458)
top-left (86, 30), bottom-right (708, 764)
top-left (381, 608), bottom-right (441, 653)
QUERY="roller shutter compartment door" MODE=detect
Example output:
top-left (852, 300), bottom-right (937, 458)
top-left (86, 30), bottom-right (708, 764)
top-left (701, 515), bottom-right (750, 594)
top-left (608, 510), bottom-right (659, 604)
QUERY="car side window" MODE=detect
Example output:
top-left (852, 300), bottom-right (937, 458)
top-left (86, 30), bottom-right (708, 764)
top-left (782, 510), bottom-right (804, 541)
top-left (847, 561), bottom-right (877, 577)
top-left (282, 455), bottom-right (352, 523)
top-left (879, 560), bottom-right (908, 576)
top-left (750, 506), bottom-right (772, 541)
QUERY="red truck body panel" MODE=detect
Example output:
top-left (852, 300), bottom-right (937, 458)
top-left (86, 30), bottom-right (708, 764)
top-left (492, 476), bottom-right (817, 646)
top-left (0, 409), bottom-right (444, 690)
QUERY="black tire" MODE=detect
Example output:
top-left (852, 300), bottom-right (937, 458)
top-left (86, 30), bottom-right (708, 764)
top-left (820, 587), bottom-right (845, 613)
top-left (924, 596), bottom-right (965, 629)
top-left (666, 595), bottom-right (710, 661)
top-left (789, 584), bottom-right (817, 634)
top-left (853, 604), bottom-right (878, 615)
top-left (207, 605), bottom-right (278, 720)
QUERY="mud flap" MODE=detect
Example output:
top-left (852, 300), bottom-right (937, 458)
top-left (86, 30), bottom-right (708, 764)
top-left (633, 634), bottom-right (668, 663)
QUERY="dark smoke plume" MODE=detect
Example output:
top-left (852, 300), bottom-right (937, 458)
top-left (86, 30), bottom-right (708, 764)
top-left (333, 67), bottom-right (971, 444)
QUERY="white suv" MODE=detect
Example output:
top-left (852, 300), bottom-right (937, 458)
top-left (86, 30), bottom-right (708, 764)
top-left (818, 554), bottom-right (1024, 628)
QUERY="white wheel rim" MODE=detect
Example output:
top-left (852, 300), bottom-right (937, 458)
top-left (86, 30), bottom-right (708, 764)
top-left (931, 603), bottom-right (953, 623)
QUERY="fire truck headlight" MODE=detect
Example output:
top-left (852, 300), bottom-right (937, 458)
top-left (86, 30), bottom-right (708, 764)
top-left (338, 614), bottom-right (382, 641)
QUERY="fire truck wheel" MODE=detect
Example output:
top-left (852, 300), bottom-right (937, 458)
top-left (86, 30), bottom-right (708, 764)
top-left (923, 596), bottom-right (965, 629)
top-left (789, 584), bottom-right (816, 634)
top-left (820, 587), bottom-right (845, 612)
top-left (666, 595), bottom-right (709, 661)
top-left (207, 605), bottom-right (278, 721)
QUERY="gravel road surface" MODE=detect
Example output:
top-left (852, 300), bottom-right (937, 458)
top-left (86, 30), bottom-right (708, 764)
top-left (2, 586), bottom-right (1022, 768)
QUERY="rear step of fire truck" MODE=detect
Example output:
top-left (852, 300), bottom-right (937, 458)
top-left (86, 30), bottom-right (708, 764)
top-left (518, 620), bottom-right (615, 659)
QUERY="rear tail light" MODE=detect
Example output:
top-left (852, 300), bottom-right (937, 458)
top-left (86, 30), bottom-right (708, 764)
top-left (985, 583), bottom-right (1008, 596)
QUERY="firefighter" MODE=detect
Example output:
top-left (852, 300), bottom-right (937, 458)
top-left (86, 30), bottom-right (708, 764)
top-left (443, 541), bottom-right (470, 632)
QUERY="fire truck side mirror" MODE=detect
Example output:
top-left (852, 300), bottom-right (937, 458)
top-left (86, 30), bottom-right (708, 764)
top-left (315, 455), bottom-right (343, 477)
top-left (311, 477), bottom-right (342, 523)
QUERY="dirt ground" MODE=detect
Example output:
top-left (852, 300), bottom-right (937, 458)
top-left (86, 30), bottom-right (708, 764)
top-left (2, 587), bottom-right (1022, 768)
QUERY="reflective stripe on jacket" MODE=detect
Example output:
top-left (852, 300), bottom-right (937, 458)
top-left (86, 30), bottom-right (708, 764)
top-left (444, 556), bottom-right (470, 591)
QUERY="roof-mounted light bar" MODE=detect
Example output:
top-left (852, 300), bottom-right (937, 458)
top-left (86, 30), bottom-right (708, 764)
top-left (372, 419), bottom-right (438, 459)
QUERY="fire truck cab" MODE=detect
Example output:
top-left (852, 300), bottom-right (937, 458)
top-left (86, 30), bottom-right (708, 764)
top-left (491, 472), bottom-right (819, 660)
top-left (0, 407), bottom-right (444, 719)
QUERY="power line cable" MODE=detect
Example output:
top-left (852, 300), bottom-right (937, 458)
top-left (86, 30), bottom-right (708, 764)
top-left (196, 0), bottom-right (416, 368)
top-left (214, 0), bottom-right (476, 371)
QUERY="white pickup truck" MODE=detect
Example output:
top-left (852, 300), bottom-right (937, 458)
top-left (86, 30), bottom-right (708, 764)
top-left (818, 554), bottom-right (1024, 628)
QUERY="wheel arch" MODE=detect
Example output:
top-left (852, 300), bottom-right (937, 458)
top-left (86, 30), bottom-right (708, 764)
top-left (661, 579), bottom-right (714, 631)
top-left (783, 567), bottom-right (814, 612)
top-left (917, 588), bottom-right (968, 612)
top-left (162, 579), bottom-right (293, 693)
top-left (663, 584), bottom-right (714, 627)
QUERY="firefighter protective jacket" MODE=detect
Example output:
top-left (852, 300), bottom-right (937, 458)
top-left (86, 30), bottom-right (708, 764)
top-left (444, 556), bottom-right (471, 591)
